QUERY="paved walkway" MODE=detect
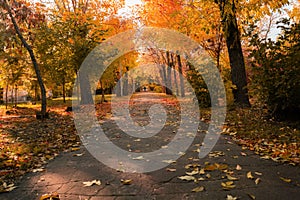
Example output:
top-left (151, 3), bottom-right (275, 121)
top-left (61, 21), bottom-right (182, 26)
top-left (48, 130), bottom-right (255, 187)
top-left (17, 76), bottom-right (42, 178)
top-left (1, 93), bottom-right (300, 200)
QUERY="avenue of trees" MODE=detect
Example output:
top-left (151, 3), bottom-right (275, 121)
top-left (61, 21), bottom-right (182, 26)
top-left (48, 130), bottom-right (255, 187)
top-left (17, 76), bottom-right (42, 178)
top-left (0, 0), bottom-right (299, 119)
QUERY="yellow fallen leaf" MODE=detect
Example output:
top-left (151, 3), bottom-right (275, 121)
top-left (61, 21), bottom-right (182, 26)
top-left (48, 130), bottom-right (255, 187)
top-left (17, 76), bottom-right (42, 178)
top-left (186, 168), bottom-right (199, 176)
top-left (193, 148), bottom-right (200, 153)
top-left (209, 151), bottom-right (225, 158)
top-left (83, 180), bottom-right (101, 187)
top-left (260, 155), bottom-right (270, 160)
top-left (132, 156), bottom-right (144, 160)
top-left (73, 153), bottom-right (84, 157)
top-left (280, 177), bottom-right (292, 183)
top-left (166, 168), bottom-right (176, 172)
top-left (162, 159), bottom-right (176, 164)
top-left (71, 147), bottom-right (80, 152)
top-left (255, 178), bottom-right (261, 185)
top-left (199, 168), bottom-right (205, 175)
top-left (226, 194), bottom-right (238, 200)
top-left (206, 173), bottom-right (211, 179)
top-left (236, 165), bottom-right (242, 170)
top-left (178, 175), bottom-right (196, 181)
top-left (40, 192), bottom-right (60, 200)
top-left (217, 163), bottom-right (229, 170)
top-left (32, 168), bottom-right (45, 173)
top-left (248, 193), bottom-right (256, 199)
top-left (247, 171), bottom-right (254, 179)
top-left (204, 164), bottom-right (217, 171)
top-left (240, 152), bottom-right (247, 156)
top-left (185, 164), bottom-right (193, 169)
top-left (2, 183), bottom-right (17, 192)
top-left (221, 181), bottom-right (236, 190)
top-left (191, 186), bottom-right (205, 192)
top-left (254, 172), bottom-right (262, 176)
top-left (121, 179), bottom-right (132, 185)
top-left (226, 174), bottom-right (239, 181)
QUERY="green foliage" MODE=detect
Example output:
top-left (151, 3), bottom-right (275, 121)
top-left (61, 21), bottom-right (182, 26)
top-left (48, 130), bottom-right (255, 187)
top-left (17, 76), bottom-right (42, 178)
top-left (186, 63), bottom-right (211, 108)
top-left (248, 20), bottom-right (300, 119)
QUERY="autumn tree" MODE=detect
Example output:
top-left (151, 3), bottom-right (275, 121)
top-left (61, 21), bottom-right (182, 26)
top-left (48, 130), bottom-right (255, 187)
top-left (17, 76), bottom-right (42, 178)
top-left (46, 0), bottom-right (129, 104)
top-left (213, 0), bottom-right (250, 107)
top-left (1, 0), bottom-right (48, 117)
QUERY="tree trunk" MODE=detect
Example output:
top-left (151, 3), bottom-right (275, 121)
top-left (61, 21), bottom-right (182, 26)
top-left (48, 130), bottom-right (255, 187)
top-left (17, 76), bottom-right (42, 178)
top-left (100, 80), bottom-right (105, 103)
top-left (4, 0), bottom-right (47, 116)
top-left (177, 55), bottom-right (185, 97)
top-left (173, 67), bottom-right (179, 96)
top-left (215, 0), bottom-right (250, 107)
top-left (62, 76), bottom-right (66, 103)
top-left (123, 68), bottom-right (129, 96)
top-left (14, 84), bottom-right (17, 107)
top-left (166, 51), bottom-right (172, 95)
top-left (11, 85), bottom-right (13, 105)
top-left (5, 82), bottom-right (8, 109)
top-left (79, 71), bottom-right (93, 104)
top-left (161, 65), bottom-right (167, 93)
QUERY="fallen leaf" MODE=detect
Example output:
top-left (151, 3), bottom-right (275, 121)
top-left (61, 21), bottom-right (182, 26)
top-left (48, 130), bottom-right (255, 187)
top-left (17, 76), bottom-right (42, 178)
top-left (199, 168), bottom-right (205, 175)
top-left (240, 152), bottom-right (247, 156)
top-left (121, 179), bottom-right (132, 185)
top-left (221, 181), bottom-right (236, 190)
top-left (260, 155), bottom-right (270, 160)
top-left (217, 163), bottom-right (229, 170)
top-left (247, 193), bottom-right (256, 199)
top-left (247, 171), bottom-right (254, 179)
top-left (186, 168), bottom-right (199, 176)
top-left (2, 182), bottom-right (17, 192)
top-left (73, 153), bottom-right (84, 157)
top-left (255, 178), bottom-right (261, 185)
top-left (40, 192), bottom-right (60, 200)
top-left (132, 156), bottom-right (144, 160)
top-left (226, 194), bottom-right (238, 200)
top-left (166, 168), bottom-right (176, 172)
top-left (162, 159), bottom-right (176, 164)
top-left (254, 172), bottom-right (262, 176)
top-left (204, 164), bottom-right (217, 171)
top-left (178, 175), bottom-right (196, 181)
top-left (83, 180), bottom-right (101, 187)
top-left (280, 177), bottom-right (292, 183)
top-left (236, 165), bottom-right (242, 170)
top-left (32, 168), bottom-right (45, 173)
top-left (71, 147), bottom-right (80, 152)
top-left (191, 186), bottom-right (205, 192)
top-left (209, 151), bottom-right (225, 158)
top-left (227, 174), bottom-right (239, 181)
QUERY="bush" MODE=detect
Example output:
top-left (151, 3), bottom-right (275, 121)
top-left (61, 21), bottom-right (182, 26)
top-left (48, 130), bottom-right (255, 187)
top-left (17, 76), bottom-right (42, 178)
top-left (153, 85), bottom-right (163, 93)
top-left (248, 20), bottom-right (300, 120)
